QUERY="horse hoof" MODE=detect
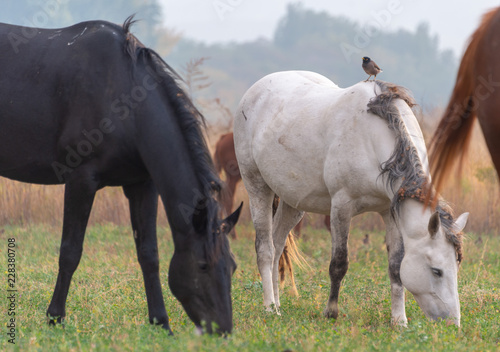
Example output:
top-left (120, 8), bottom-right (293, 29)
top-left (264, 304), bottom-right (281, 315)
top-left (391, 317), bottom-right (408, 327)
top-left (162, 324), bottom-right (174, 335)
top-left (323, 308), bottom-right (338, 320)
top-left (265, 306), bottom-right (274, 313)
top-left (47, 315), bottom-right (64, 327)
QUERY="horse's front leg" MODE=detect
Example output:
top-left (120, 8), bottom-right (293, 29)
top-left (123, 180), bottom-right (172, 334)
top-left (324, 199), bottom-right (353, 319)
top-left (47, 171), bottom-right (98, 325)
top-left (382, 212), bottom-right (407, 326)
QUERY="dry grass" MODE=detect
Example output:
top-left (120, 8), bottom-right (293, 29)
top-left (0, 181), bottom-right (169, 228)
top-left (0, 115), bottom-right (498, 235)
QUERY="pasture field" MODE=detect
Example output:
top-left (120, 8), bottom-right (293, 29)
top-left (1, 223), bottom-right (499, 351)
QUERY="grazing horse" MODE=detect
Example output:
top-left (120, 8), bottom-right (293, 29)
top-left (213, 132), bottom-right (242, 239)
top-left (234, 71), bottom-right (469, 326)
top-left (0, 18), bottom-right (242, 335)
top-left (430, 7), bottom-right (500, 193)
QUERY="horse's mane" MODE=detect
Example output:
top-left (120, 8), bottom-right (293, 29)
top-left (122, 17), bottom-right (226, 262)
top-left (429, 7), bottom-right (500, 197)
top-left (368, 81), bottom-right (463, 263)
top-left (123, 17), bottom-right (221, 195)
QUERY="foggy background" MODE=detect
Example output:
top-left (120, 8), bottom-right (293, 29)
top-left (1, 1), bottom-right (498, 118)
top-left (1, 1), bottom-right (498, 232)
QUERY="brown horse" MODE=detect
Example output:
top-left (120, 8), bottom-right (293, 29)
top-left (429, 7), bottom-right (500, 194)
top-left (214, 133), bottom-right (242, 238)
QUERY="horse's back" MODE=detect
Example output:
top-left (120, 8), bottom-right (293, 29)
top-left (0, 20), bottom-right (140, 184)
top-left (234, 71), bottom-right (393, 213)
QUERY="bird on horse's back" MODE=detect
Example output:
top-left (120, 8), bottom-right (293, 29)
top-left (0, 17), bottom-right (241, 335)
top-left (234, 71), bottom-right (468, 326)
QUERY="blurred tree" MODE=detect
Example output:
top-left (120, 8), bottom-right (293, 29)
top-left (0, 0), bottom-right (179, 53)
top-left (168, 3), bottom-right (458, 114)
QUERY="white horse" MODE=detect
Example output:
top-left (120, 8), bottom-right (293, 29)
top-left (233, 71), bottom-right (469, 326)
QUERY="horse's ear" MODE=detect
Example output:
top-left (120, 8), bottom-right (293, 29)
top-left (221, 202), bottom-right (243, 235)
top-left (428, 211), bottom-right (441, 238)
top-left (453, 212), bottom-right (469, 233)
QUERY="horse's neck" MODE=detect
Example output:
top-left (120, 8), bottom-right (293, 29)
top-left (162, 171), bottom-right (206, 233)
top-left (395, 200), bottom-right (432, 241)
top-left (136, 111), bottom-right (212, 234)
top-left (398, 104), bottom-right (430, 176)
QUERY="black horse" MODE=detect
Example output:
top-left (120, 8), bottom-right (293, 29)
top-left (0, 17), bottom-right (242, 335)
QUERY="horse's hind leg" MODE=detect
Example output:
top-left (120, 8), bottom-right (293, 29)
top-left (382, 212), bottom-right (407, 326)
top-left (272, 200), bottom-right (304, 308)
top-left (123, 180), bottom-right (172, 334)
top-left (324, 195), bottom-right (353, 319)
top-left (246, 181), bottom-right (275, 311)
top-left (47, 173), bottom-right (98, 325)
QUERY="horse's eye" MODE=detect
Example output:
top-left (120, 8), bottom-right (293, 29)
top-left (431, 268), bottom-right (443, 277)
top-left (198, 262), bottom-right (209, 272)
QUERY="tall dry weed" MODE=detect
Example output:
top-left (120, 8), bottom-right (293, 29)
top-left (0, 62), bottom-right (497, 236)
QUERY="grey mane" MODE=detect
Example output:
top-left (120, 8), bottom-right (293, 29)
top-left (367, 81), bottom-right (463, 263)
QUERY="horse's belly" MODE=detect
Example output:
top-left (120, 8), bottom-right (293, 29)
top-left (253, 136), bottom-right (332, 214)
top-left (281, 190), bottom-right (332, 214)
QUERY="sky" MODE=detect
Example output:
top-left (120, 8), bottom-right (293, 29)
top-left (157, 0), bottom-right (499, 56)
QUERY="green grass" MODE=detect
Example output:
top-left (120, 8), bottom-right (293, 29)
top-left (1, 223), bottom-right (499, 351)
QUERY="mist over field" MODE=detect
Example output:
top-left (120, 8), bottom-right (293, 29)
top-left (0, 0), bottom-right (498, 233)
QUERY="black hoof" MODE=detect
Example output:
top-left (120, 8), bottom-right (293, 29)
top-left (163, 325), bottom-right (174, 336)
top-left (47, 314), bottom-right (64, 327)
top-left (150, 317), bottom-right (173, 335)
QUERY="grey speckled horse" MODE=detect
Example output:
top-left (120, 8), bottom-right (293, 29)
top-left (234, 71), bottom-right (468, 326)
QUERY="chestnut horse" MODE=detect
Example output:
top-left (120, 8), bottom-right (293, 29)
top-left (430, 7), bottom-right (500, 193)
top-left (214, 133), bottom-right (242, 238)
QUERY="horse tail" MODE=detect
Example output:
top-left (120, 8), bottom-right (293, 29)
top-left (278, 232), bottom-right (311, 297)
top-left (429, 8), bottom-right (498, 198)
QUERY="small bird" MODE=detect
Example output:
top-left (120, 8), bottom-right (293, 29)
top-left (362, 57), bottom-right (382, 81)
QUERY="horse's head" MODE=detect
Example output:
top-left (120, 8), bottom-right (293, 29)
top-left (168, 202), bottom-right (242, 335)
top-left (399, 209), bottom-right (468, 326)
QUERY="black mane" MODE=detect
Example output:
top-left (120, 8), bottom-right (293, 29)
top-left (123, 16), bottom-right (222, 197)
top-left (368, 81), bottom-right (463, 263)
top-left (122, 17), bottom-right (226, 263)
